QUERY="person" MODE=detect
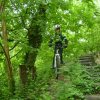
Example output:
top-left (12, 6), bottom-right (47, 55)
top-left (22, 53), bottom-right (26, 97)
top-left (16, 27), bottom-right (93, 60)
top-left (48, 24), bottom-right (68, 66)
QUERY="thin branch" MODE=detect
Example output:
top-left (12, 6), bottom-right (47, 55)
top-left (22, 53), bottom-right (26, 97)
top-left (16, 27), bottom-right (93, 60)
top-left (10, 0), bottom-right (29, 30)
top-left (0, 42), bottom-right (10, 62)
top-left (1, 33), bottom-right (19, 51)
top-left (10, 49), bottom-right (22, 59)
top-left (9, 41), bottom-right (19, 51)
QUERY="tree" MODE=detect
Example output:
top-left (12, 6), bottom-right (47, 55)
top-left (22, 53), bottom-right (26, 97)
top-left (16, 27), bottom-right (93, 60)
top-left (0, 0), bottom-right (15, 94)
top-left (23, 2), bottom-right (47, 80)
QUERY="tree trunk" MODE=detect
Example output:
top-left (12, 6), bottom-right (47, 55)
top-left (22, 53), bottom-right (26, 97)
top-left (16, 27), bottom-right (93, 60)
top-left (1, 1), bottom-right (15, 94)
top-left (19, 65), bottom-right (28, 85)
top-left (24, 33), bottom-right (42, 79)
top-left (24, 3), bottom-right (46, 80)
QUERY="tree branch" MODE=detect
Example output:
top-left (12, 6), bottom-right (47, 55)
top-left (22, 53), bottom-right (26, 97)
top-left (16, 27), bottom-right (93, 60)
top-left (0, 41), bottom-right (10, 62)
top-left (10, 0), bottom-right (29, 30)
top-left (10, 49), bottom-right (22, 59)
top-left (9, 41), bottom-right (19, 51)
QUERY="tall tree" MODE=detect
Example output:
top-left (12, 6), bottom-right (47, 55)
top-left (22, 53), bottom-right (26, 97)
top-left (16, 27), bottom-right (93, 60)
top-left (0, 0), bottom-right (15, 94)
top-left (24, 3), bottom-right (47, 80)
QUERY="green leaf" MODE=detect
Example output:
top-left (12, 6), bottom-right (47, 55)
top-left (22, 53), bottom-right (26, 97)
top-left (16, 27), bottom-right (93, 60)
top-left (20, 0), bottom-right (23, 3)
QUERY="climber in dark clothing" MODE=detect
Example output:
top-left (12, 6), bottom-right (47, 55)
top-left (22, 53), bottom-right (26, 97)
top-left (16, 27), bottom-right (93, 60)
top-left (49, 24), bottom-right (68, 65)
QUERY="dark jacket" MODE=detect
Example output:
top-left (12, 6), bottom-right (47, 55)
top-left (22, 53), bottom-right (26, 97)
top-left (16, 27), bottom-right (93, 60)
top-left (49, 33), bottom-right (68, 48)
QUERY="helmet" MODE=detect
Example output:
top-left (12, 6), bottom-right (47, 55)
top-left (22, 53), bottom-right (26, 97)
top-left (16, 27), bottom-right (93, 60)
top-left (54, 24), bottom-right (60, 30)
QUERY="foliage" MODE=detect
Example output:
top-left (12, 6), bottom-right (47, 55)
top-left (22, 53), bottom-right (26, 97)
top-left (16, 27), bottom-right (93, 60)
top-left (0, 0), bottom-right (100, 99)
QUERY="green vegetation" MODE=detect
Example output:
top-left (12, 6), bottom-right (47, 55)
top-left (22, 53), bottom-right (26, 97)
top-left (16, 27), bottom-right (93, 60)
top-left (0, 0), bottom-right (100, 99)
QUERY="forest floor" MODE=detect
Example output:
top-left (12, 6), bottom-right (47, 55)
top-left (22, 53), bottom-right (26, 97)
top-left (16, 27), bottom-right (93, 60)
top-left (47, 63), bottom-right (100, 100)
top-left (84, 65), bottom-right (100, 100)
